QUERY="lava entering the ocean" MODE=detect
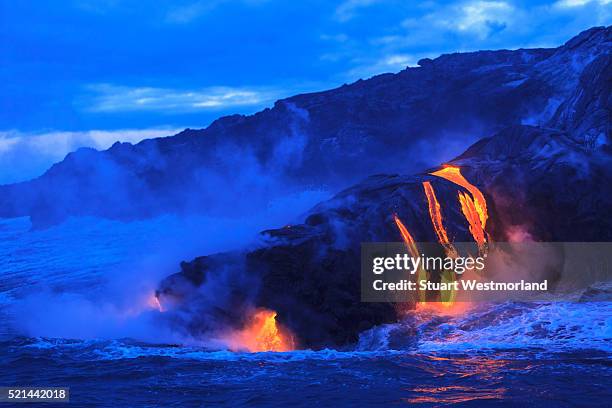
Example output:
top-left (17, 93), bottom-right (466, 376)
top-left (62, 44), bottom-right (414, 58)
top-left (226, 309), bottom-right (296, 352)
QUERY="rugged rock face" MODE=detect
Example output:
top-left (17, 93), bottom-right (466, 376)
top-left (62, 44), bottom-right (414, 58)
top-left (157, 28), bottom-right (611, 349)
top-left (1, 27), bottom-right (609, 227)
top-left (550, 52), bottom-right (611, 150)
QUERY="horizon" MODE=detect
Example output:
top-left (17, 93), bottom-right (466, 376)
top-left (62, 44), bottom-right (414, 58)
top-left (1, 0), bottom-right (611, 183)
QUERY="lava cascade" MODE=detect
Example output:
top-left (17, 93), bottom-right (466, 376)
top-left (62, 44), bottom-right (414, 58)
top-left (430, 165), bottom-right (488, 231)
top-left (458, 192), bottom-right (486, 247)
top-left (422, 181), bottom-right (458, 258)
top-left (394, 166), bottom-right (490, 309)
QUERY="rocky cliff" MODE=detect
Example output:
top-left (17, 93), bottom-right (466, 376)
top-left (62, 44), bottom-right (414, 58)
top-left (156, 27), bottom-right (611, 349)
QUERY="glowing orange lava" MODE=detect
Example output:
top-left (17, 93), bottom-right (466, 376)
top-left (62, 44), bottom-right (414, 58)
top-left (416, 300), bottom-right (472, 316)
top-left (430, 165), bottom-right (488, 230)
top-left (392, 166), bottom-right (490, 311)
top-left (458, 191), bottom-right (486, 247)
top-left (393, 213), bottom-right (418, 257)
top-left (227, 309), bottom-right (295, 352)
top-left (393, 214), bottom-right (428, 304)
top-left (422, 181), bottom-right (458, 258)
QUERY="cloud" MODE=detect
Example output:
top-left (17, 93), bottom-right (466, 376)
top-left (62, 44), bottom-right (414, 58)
top-left (320, 33), bottom-right (350, 42)
top-left (334, 0), bottom-right (611, 81)
top-left (74, 0), bottom-right (122, 14)
top-left (555, 0), bottom-right (611, 8)
top-left (165, 0), bottom-right (270, 23)
top-left (551, 0), bottom-right (612, 24)
top-left (165, 0), bottom-right (226, 23)
top-left (393, 0), bottom-right (611, 45)
top-left (85, 84), bottom-right (282, 113)
top-left (0, 128), bottom-right (183, 184)
top-left (401, 1), bottom-right (517, 40)
top-left (335, 0), bottom-right (381, 22)
top-left (0, 136), bottom-right (20, 154)
top-left (442, 1), bottom-right (515, 39)
top-left (1, 128), bottom-right (180, 154)
top-left (346, 53), bottom-right (425, 79)
top-left (327, 1), bottom-right (523, 81)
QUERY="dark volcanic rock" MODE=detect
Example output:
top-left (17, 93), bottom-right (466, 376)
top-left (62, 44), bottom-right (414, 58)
top-left (158, 174), bottom-right (475, 347)
top-left (1, 27), bottom-right (610, 227)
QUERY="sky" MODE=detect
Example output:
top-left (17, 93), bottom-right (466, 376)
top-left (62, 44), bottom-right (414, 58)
top-left (0, 0), bottom-right (611, 183)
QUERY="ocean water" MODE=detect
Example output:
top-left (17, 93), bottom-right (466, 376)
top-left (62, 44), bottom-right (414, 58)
top-left (0, 217), bottom-right (611, 407)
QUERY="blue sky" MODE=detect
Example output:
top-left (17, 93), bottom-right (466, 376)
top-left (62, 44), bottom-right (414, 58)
top-left (0, 0), bottom-right (610, 182)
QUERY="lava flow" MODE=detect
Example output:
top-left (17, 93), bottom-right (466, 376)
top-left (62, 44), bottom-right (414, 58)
top-left (393, 213), bottom-right (418, 257)
top-left (422, 181), bottom-right (458, 258)
top-left (226, 309), bottom-right (295, 352)
top-left (393, 165), bottom-right (490, 310)
top-left (458, 191), bottom-right (486, 247)
top-left (394, 214), bottom-right (428, 304)
top-left (430, 165), bottom-right (488, 230)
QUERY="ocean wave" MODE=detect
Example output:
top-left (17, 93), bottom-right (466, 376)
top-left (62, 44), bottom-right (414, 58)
top-left (358, 301), bottom-right (612, 353)
top-left (7, 299), bottom-right (610, 363)
top-left (13, 337), bottom-right (404, 362)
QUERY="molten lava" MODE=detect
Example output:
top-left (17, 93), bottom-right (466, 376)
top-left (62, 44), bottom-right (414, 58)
top-left (393, 214), bottom-right (428, 304)
top-left (392, 165), bottom-right (490, 312)
top-left (430, 165), bottom-right (488, 230)
top-left (393, 213), bottom-right (418, 257)
top-left (415, 300), bottom-right (472, 316)
top-left (422, 181), bottom-right (458, 258)
top-left (227, 309), bottom-right (295, 352)
top-left (458, 191), bottom-right (486, 247)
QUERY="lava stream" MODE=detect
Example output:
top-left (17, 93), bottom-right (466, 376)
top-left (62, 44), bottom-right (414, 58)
top-left (393, 214), bottom-right (428, 304)
top-left (458, 191), bottom-right (486, 247)
top-left (393, 213), bottom-right (418, 257)
top-left (430, 165), bottom-right (488, 230)
top-left (392, 166), bottom-right (491, 311)
top-left (422, 181), bottom-right (458, 258)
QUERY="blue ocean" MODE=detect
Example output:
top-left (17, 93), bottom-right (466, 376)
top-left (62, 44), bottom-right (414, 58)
top-left (1, 217), bottom-right (610, 407)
